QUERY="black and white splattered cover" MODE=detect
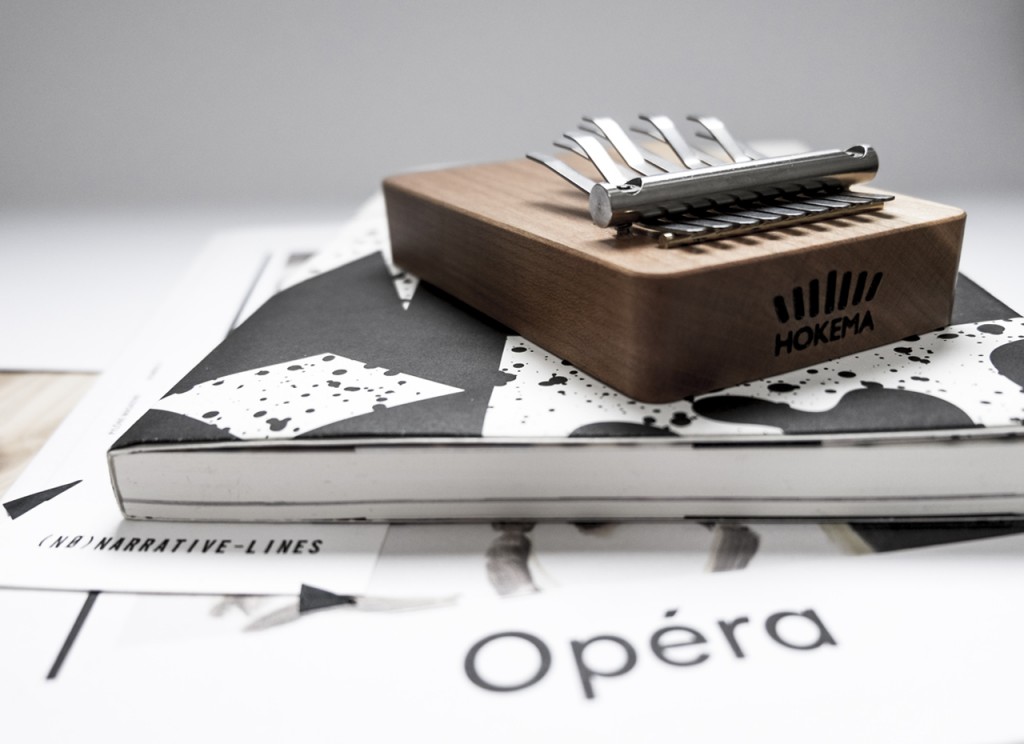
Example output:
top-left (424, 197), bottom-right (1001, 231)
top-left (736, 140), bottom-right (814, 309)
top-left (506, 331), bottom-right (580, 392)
top-left (108, 199), bottom-right (1024, 520)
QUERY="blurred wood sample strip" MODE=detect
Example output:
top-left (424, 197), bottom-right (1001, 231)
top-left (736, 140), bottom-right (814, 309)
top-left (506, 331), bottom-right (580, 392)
top-left (0, 372), bottom-right (95, 494)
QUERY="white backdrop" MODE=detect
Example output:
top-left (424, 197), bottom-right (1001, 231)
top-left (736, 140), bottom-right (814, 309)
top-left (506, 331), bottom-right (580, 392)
top-left (2, 0), bottom-right (1022, 210)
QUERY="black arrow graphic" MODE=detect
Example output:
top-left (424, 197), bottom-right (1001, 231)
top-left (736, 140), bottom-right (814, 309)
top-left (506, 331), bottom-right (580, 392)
top-left (4, 479), bottom-right (82, 520)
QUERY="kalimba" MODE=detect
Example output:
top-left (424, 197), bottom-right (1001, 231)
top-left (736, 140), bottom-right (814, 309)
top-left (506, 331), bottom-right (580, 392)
top-left (384, 114), bottom-right (964, 402)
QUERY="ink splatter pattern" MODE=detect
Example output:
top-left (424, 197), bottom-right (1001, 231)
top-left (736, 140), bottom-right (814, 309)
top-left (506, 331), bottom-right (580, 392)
top-left (483, 317), bottom-right (1024, 438)
top-left (483, 338), bottom-right (749, 438)
top-left (153, 353), bottom-right (463, 439)
top-left (712, 318), bottom-right (1024, 428)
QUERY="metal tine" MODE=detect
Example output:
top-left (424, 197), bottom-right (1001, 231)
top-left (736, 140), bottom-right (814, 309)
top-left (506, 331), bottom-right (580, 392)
top-left (554, 130), bottom-right (628, 185)
top-left (825, 193), bottom-right (876, 205)
top-left (676, 216), bottom-right (738, 230)
top-left (585, 122), bottom-right (688, 172)
top-left (525, 151), bottom-right (597, 193)
top-left (704, 212), bottom-right (761, 226)
top-left (687, 115), bottom-right (762, 163)
top-left (803, 197), bottom-right (863, 209)
top-left (630, 125), bottom-right (726, 168)
top-left (556, 139), bottom-right (588, 159)
top-left (758, 200), bottom-right (828, 216)
top-left (558, 134), bottom-right (682, 176)
top-left (630, 123), bottom-right (696, 164)
top-left (646, 190), bottom-right (891, 249)
top-left (796, 197), bottom-right (883, 214)
top-left (649, 221), bottom-right (709, 236)
top-left (756, 204), bottom-right (811, 218)
top-left (688, 201), bottom-right (769, 227)
top-left (780, 199), bottom-right (830, 214)
top-left (634, 114), bottom-right (715, 169)
top-left (652, 201), bottom-right (784, 230)
top-left (640, 148), bottom-right (686, 173)
top-left (579, 116), bottom-right (662, 177)
top-left (826, 192), bottom-right (895, 205)
top-left (727, 207), bottom-right (785, 222)
top-left (582, 127), bottom-right (684, 174)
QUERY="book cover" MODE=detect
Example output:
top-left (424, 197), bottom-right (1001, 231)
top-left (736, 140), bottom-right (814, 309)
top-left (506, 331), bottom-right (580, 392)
top-left (108, 200), bottom-right (1024, 521)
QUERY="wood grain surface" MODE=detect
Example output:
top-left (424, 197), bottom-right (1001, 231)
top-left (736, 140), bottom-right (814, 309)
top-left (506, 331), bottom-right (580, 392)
top-left (0, 372), bottom-right (95, 495)
top-left (386, 159), bottom-right (965, 402)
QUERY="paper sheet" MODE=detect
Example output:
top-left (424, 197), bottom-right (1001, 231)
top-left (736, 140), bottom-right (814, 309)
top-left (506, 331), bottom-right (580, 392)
top-left (0, 222), bottom-right (386, 594)
top-left (6, 533), bottom-right (1022, 743)
top-left (4, 199), bottom-right (1024, 741)
top-left (0, 210), bottom-right (346, 372)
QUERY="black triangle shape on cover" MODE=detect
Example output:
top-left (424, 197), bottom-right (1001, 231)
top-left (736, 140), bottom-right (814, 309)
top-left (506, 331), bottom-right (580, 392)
top-left (298, 584), bottom-right (357, 614)
top-left (114, 252), bottom-right (514, 449)
top-left (3, 479), bottom-right (82, 520)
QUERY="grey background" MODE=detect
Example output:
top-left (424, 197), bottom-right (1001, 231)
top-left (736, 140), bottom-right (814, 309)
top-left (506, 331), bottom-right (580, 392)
top-left (2, 0), bottom-right (1022, 211)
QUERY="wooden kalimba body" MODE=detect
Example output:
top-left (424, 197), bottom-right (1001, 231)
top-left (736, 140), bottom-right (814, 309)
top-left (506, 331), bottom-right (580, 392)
top-left (384, 115), bottom-right (964, 402)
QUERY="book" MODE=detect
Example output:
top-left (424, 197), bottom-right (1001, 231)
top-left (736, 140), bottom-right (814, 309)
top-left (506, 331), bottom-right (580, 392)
top-left (0, 224), bottom-right (390, 594)
top-left (108, 198), bottom-right (1024, 521)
